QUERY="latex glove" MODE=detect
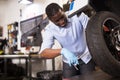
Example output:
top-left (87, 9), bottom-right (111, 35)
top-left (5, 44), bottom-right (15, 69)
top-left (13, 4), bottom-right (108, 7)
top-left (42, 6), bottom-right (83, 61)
top-left (61, 48), bottom-right (79, 66)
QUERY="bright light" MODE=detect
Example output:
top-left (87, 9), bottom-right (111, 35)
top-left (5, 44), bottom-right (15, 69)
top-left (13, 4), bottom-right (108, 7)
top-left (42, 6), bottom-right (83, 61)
top-left (19, 0), bottom-right (33, 5)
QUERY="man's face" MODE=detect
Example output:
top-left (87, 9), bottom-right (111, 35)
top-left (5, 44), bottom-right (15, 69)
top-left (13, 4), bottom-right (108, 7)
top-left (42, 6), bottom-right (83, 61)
top-left (50, 9), bottom-right (68, 27)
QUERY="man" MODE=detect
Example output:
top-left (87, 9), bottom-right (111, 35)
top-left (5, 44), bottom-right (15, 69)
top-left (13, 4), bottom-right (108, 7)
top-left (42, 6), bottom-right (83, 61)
top-left (39, 3), bottom-right (95, 80)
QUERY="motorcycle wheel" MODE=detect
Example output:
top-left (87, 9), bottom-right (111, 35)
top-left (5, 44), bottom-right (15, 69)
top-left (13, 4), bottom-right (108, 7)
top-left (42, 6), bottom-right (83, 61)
top-left (86, 11), bottom-right (120, 77)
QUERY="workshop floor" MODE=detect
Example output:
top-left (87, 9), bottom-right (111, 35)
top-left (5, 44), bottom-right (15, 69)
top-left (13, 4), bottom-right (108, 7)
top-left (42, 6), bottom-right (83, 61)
top-left (21, 69), bottom-right (120, 80)
top-left (1, 68), bottom-right (120, 80)
top-left (70, 69), bottom-right (120, 80)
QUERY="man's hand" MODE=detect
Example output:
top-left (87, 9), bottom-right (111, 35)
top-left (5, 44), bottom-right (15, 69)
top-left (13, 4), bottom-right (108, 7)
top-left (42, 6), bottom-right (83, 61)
top-left (61, 48), bottom-right (79, 66)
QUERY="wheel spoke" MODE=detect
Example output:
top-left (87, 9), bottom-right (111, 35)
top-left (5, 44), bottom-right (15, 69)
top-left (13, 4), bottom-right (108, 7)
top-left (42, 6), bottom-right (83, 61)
top-left (103, 19), bottom-right (120, 60)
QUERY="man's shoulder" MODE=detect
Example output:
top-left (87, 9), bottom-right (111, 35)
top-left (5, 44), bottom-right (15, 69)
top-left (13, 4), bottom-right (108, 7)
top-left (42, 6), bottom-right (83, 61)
top-left (68, 14), bottom-right (79, 22)
top-left (45, 22), bottom-right (54, 28)
top-left (44, 21), bottom-right (57, 31)
top-left (70, 12), bottom-right (89, 21)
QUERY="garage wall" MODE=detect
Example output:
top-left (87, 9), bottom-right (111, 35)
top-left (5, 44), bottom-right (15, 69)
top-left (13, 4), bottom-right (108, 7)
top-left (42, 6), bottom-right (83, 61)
top-left (0, 0), bottom-right (20, 38)
top-left (0, 0), bottom-right (64, 38)
top-left (21, 0), bottom-right (63, 20)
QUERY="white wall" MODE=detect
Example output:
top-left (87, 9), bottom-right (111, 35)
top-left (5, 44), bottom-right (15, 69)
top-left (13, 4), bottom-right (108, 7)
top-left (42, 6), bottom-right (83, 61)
top-left (21, 0), bottom-right (63, 20)
top-left (0, 0), bottom-right (20, 38)
top-left (0, 0), bottom-right (66, 38)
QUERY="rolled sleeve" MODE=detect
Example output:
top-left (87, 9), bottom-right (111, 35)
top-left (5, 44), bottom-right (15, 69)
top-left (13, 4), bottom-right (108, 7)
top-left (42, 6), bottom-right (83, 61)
top-left (40, 28), bottom-right (54, 53)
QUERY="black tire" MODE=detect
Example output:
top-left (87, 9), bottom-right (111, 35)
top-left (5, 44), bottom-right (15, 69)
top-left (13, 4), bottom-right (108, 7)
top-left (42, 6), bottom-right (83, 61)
top-left (86, 11), bottom-right (120, 77)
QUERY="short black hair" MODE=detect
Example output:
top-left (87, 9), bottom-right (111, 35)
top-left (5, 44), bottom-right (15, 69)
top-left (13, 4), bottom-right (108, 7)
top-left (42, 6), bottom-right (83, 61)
top-left (45, 3), bottom-right (62, 19)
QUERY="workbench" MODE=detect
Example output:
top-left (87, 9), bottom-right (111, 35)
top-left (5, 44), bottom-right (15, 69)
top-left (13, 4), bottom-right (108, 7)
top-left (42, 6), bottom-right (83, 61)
top-left (0, 54), bottom-right (55, 80)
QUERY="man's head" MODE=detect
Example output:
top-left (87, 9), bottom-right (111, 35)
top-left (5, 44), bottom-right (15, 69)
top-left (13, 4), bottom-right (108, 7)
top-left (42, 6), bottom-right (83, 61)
top-left (45, 3), bottom-right (68, 27)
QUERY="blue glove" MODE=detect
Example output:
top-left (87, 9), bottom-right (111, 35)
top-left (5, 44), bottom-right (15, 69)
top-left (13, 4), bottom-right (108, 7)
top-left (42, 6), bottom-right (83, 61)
top-left (61, 48), bottom-right (79, 66)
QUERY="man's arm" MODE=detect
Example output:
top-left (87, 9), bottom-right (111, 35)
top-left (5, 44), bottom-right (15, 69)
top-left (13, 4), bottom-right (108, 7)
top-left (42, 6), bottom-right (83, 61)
top-left (40, 48), bottom-right (79, 66)
top-left (40, 48), bottom-right (61, 59)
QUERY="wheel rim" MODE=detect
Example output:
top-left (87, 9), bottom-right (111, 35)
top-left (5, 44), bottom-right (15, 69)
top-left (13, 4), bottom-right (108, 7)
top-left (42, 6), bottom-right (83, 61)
top-left (103, 18), bottom-right (120, 61)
